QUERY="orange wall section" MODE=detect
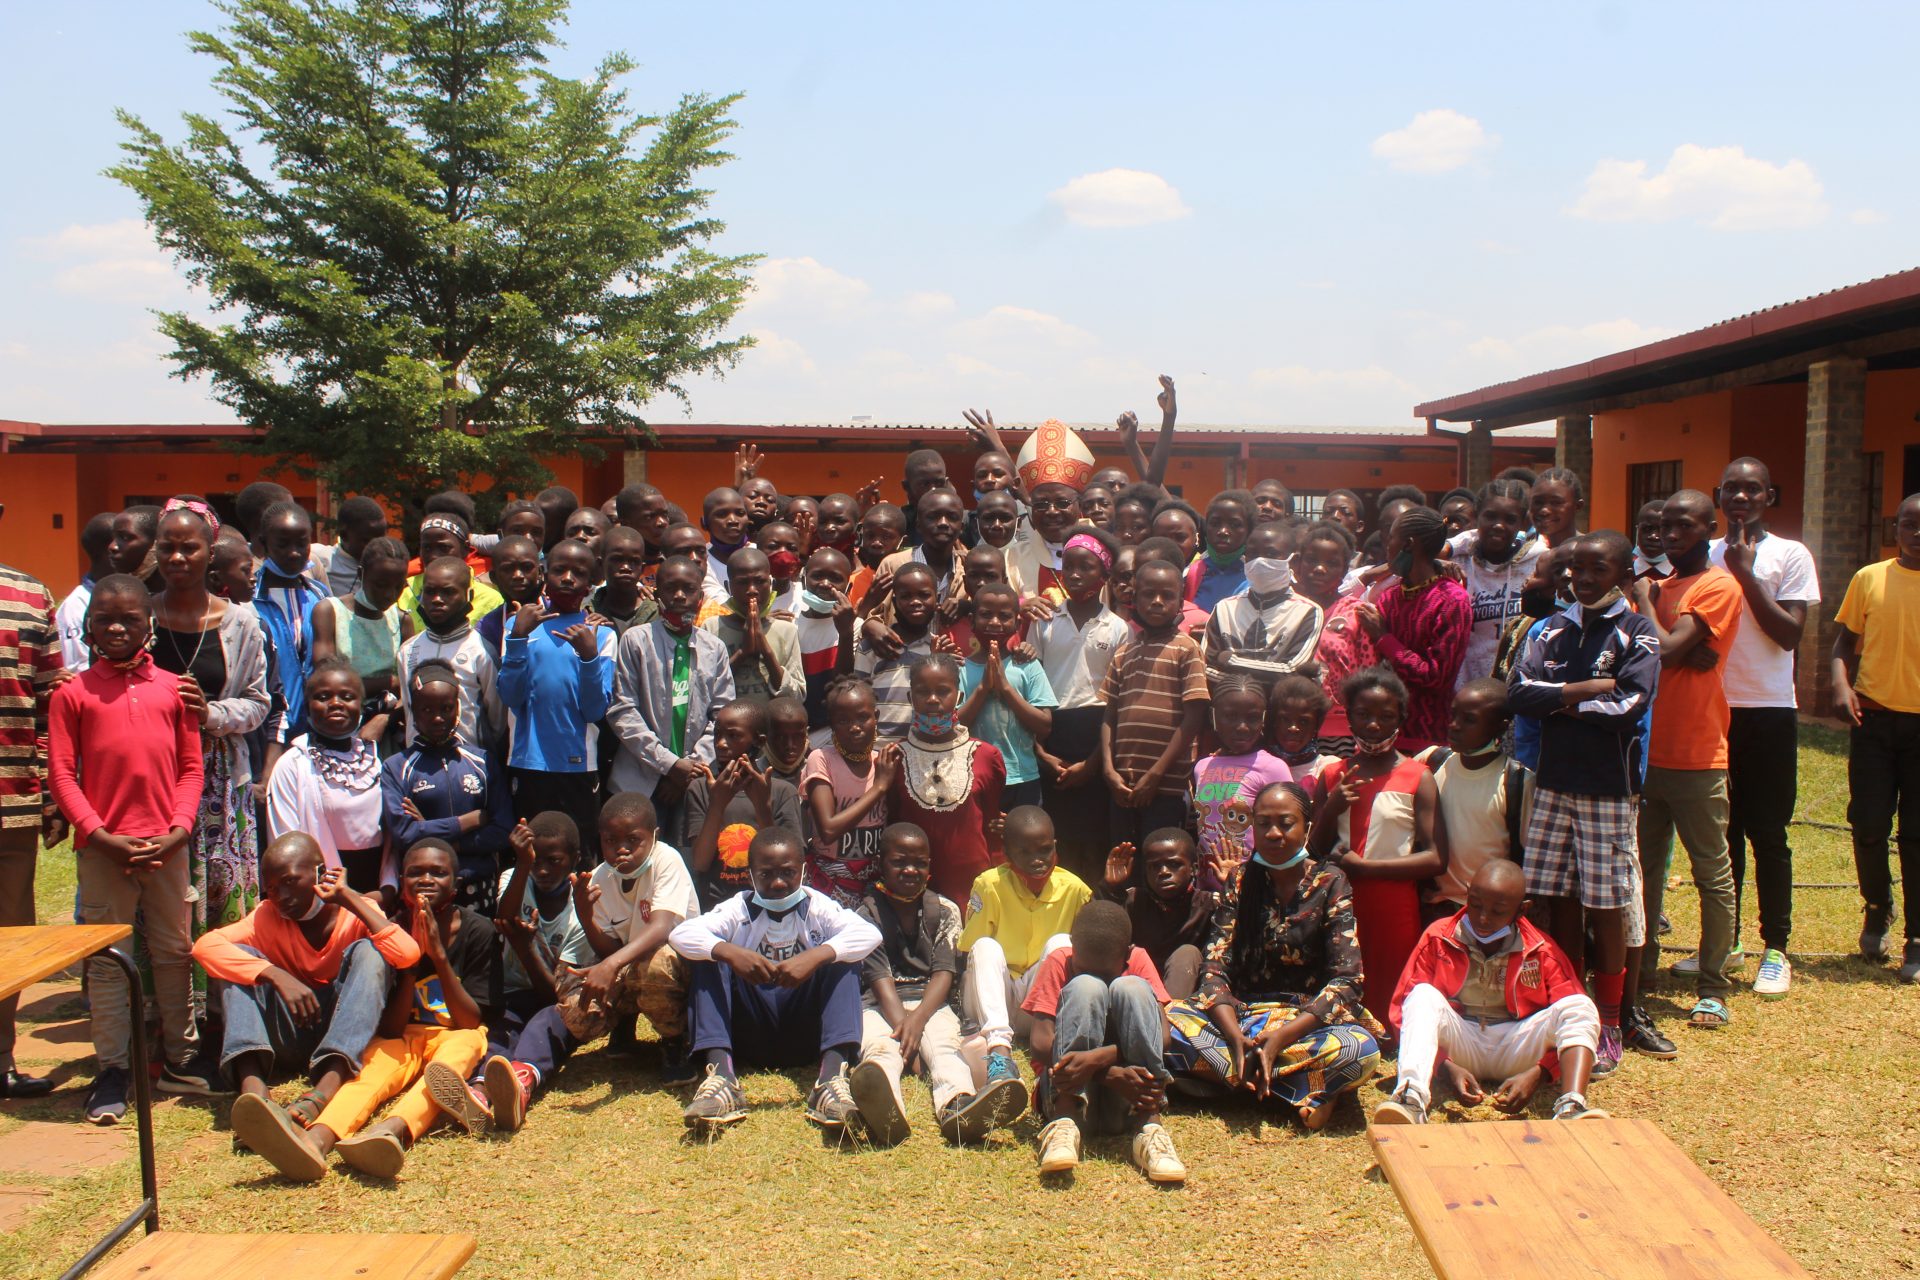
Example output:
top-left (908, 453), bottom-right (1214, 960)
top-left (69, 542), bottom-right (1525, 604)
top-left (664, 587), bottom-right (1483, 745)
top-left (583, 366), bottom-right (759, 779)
top-left (0, 454), bottom-right (81, 593)
top-left (1866, 369), bottom-right (1920, 547)
top-left (1593, 391), bottom-right (1735, 533)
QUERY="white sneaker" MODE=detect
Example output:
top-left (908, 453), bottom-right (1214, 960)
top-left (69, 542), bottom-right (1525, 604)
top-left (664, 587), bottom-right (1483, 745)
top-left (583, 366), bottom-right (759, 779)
top-left (1130, 1122), bottom-right (1187, 1184)
top-left (1752, 949), bottom-right (1791, 998)
top-left (1037, 1116), bottom-right (1082, 1174)
top-left (1672, 947), bottom-right (1744, 977)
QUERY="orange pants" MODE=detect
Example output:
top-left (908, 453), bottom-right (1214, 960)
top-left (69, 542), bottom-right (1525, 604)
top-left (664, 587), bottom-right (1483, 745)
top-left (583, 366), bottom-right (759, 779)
top-left (314, 1025), bottom-right (487, 1142)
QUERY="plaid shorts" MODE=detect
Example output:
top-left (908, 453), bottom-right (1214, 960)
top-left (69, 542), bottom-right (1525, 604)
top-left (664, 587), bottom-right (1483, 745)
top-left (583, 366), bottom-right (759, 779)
top-left (1523, 787), bottom-right (1638, 911)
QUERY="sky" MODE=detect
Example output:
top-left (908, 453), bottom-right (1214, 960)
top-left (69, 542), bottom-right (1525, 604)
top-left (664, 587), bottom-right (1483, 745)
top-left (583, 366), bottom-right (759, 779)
top-left (1, 1), bottom-right (1913, 431)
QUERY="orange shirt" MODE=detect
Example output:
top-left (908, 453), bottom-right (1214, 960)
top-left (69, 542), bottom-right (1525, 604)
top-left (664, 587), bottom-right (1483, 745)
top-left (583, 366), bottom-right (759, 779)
top-left (193, 901), bottom-right (422, 986)
top-left (1640, 567), bottom-right (1743, 771)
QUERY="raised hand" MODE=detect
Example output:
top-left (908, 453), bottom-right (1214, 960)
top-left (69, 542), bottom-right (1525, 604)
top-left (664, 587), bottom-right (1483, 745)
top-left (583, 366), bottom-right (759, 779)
top-left (1104, 842), bottom-right (1136, 891)
top-left (1721, 516), bottom-right (1755, 579)
top-left (1156, 374), bottom-right (1177, 425)
top-left (734, 442), bottom-right (763, 488)
top-left (961, 408), bottom-right (1000, 454)
top-left (509, 818), bottom-right (536, 865)
top-left (511, 600), bottom-right (555, 639)
top-left (313, 866), bottom-right (350, 904)
top-left (853, 476), bottom-right (886, 512)
top-left (1200, 833), bottom-right (1242, 889)
top-left (559, 622), bottom-right (601, 661)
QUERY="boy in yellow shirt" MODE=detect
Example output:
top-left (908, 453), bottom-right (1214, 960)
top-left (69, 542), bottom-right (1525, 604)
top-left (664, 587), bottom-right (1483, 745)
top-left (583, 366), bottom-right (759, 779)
top-left (959, 806), bottom-right (1092, 1092)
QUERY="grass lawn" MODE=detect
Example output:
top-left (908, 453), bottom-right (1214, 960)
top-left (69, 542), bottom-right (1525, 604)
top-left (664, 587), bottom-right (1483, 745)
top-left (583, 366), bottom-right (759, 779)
top-left (2, 726), bottom-right (1914, 1280)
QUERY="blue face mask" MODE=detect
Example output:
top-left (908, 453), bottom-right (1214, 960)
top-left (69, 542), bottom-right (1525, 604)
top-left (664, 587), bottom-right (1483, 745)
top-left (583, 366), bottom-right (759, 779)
top-left (751, 884), bottom-right (807, 913)
top-left (1250, 845), bottom-right (1309, 871)
top-left (1463, 918), bottom-right (1513, 946)
top-left (912, 709), bottom-right (957, 738)
top-left (799, 587), bottom-right (839, 616)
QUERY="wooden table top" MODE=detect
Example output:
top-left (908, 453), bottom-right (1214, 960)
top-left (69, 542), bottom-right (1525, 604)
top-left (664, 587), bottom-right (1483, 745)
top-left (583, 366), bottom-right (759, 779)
top-left (1371, 1118), bottom-right (1812, 1280)
top-left (87, 1232), bottom-right (477, 1279)
top-left (0, 925), bottom-right (131, 1002)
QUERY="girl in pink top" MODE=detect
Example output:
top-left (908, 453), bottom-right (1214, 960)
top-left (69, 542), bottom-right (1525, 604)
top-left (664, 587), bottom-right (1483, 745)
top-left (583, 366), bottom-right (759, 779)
top-left (1294, 522), bottom-right (1374, 756)
top-left (1354, 508), bottom-right (1471, 755)
top-left (802, 677), bottom-right (900, 906)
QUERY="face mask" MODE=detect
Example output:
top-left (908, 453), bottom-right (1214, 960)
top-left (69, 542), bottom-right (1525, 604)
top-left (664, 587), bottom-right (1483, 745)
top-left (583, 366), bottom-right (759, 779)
top-left (1463, 918), bottom-right (1512, 947)
top-left (1633, 549), bottom-right (1670, 576)
top-left (1460, 737), bottom-right (1503, 759)
top-left (750, 884), bottom-right (807, 913)
top-left (353, 585), bottom-right (380, 611)
top-left (1250, 845), bottom-right (1309, 871)
top-left (287, 893), bottom-right (325, 923)
top-left (661, 605), bottom-right (696, 632)
top-left (1243, 556), bottom-right (1293, 595)
top-left (877, 880), bottom-right (923, 904)
top-left (1205, 546), bottom-right (1243, 570)
top-left (767, 549), bottom-right (802, 580)
top-left (1355, 729), bottom-right (1401, 758)
top-left (707, 535), bottom-right (745, 559)
top-left (1015, 866), bottom-right (1053, 895)
top-left (911, 709), bottom-right (957, 738)
top-left (1520, 585), bottom-right (1559, 618)
top-left (1586, 587), bottom-right (1626, 613)
top-left (1389, 550), bottom-right (1415, 579)
top-left (800, 587), bottom-right (839, 615)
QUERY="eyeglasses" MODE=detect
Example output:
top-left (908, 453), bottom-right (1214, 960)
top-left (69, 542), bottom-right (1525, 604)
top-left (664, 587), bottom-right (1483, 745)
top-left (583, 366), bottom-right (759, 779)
top-left (1031, 498), bottom-right (1078, 513)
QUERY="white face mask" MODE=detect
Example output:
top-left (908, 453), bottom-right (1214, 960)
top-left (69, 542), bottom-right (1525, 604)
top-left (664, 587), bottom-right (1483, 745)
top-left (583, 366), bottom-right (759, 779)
top-left (1244, 556), bottom-right (1294, 595)
top-left (293, 893), bottom-right (325, 922)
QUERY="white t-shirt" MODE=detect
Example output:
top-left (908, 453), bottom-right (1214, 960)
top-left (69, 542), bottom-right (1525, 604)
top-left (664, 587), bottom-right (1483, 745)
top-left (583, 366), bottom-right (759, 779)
top-left (494, 868), bottom-right (591, 993)
top-left (1456, 541), bottom-right (1546, 690)
top-left (1028, 603), bottom-right (1130, 710)
top-left (588, 840), bottom-right (701, 945)
top-left (1707, 534), bottom-right (1820, 708)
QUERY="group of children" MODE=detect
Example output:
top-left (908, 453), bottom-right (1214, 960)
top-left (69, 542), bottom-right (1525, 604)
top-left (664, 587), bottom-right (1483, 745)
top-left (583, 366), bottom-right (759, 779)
top-left (11, 375), bottom-right (1919, 1184)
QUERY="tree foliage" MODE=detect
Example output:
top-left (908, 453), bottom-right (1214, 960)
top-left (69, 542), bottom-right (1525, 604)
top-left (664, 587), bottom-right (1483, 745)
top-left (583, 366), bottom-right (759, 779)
top-left (112, 0), bottom-right (756, 513)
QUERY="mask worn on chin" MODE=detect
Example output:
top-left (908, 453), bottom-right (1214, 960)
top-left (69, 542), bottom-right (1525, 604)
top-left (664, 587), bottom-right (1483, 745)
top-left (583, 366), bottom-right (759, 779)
top-left (877, 881), bottom-right (923, 904)
top-left (1459, 737), bottom-right (1504, 759)
top-left (661, 606), bottom-right (697, 632)
top-left (707, 535), bottom-right (745, 561)
top-left (1015, 868), bottom-right (1053, 895)
top-left (1463, 918), bottom-right (1513, 947)
top-left (911, 709), bottom-right (957, 738)
top-left (1633, 549), bottom-right (1670, 577)
top-left (1354, 729), bottom-right (1401, 758)
top-left (766, 549), bottom-right (803, 580)
top-left (1250, 845), bottom-right (1310, 871)
top-left (289, 894), bottom-right (325, 923)
top-left (799, 587), bottom-right (839, 615)
top-left (750, 885), bottom-right (807, 914)
top-left (1520, 585), bottom-right (1559, 618)
top-left (1243, 556), bottom-right (1294, 595)
top-left (826, 534), bottom-right (858, 556)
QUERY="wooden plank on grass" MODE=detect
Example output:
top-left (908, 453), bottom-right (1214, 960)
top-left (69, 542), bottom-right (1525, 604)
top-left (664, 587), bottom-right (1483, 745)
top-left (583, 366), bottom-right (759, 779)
top-left (1371, 1119), bottom-right (1811, 1280)
top-left (0, 926), bottom-right (130, 1002)
top-left (87, 1232), bottom-right (476, 1280)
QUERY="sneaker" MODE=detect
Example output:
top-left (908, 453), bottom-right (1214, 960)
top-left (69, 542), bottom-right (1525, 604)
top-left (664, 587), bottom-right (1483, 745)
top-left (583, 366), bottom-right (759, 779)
top-left (937, 1073), bottom-right (1030, 1145)
top-left (847, 1060), bottom-right (910, 1147)
top-left (484, 1057), bottom-right (533, 1134)
top-left (84, 1067), bottom-right (128, 1125)
top-left (1752, 949), bottom-right (1791, 998)
top-left (1371, 1085), bottom-right (1426, 1126)
top-left (334, 1125), bottom-right (407, 1179)
top-left (1036, 1116), bottom-right (1082, 1174)
top-left (682, 1065), bottom-right (747, 1130)
top-left (658, 1037), bottom-right (699, 1088)
top-left (1622, 1007), bottom-right (1678, 1060)
top-left (1901, 942), bottom-right (1920, 985)
top-left (423, 1060), bottom-right (492, 1134)
top-left (1129, 1122), bottom-right (1187, 1184)
top-left (157, 1049), bottom-right (225, 1097)
top-left (1552, 1094), bottom-right (1610, 1121)
top-left (1591, 1024), bottom-right (1624, 1077)
top-left (228, 1092), bottom-right (327, 1182)
top-left (1672, 947), bottom-right (1744, 977)
top-left (1860, 909), bottom-right (1890, 962)
top-left (985, 1047), bottom-right (1020, 1087)
top-left (805, 1067), bottom-right (859, 1130)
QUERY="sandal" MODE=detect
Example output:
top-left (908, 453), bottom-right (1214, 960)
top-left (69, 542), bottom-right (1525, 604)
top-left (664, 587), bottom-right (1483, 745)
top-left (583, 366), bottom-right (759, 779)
top-left (285, 1088), bottom-right (328, 1129)
top-left (1687, 998), bottom-right (1730, 1029)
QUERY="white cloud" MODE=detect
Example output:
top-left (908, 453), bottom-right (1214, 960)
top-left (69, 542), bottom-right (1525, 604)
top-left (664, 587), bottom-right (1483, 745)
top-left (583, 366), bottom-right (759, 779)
top-left (23, 218), bottom-right (189, 303)
top-left (1047, 169), bottom-right (1191, 228)
top-left (1568, 144), bottom-right (1827, 230)
top-left (1250, 364), bottom-right (1415, 394)
top-left (742, 256), bottom-right (872, 315)
top-left (1467, 318), bottom-right (1679, 368)
top-left (952, 305), bottom-right (1095, 350)
top-left (744, 328), bottom-right (814, 375)
top-left (1851, 207), bottom-right (1889, 226)
top-left (900, 290), bottom-right (957, 319)
top-left (1370, 109), bottom-right (1495, 174)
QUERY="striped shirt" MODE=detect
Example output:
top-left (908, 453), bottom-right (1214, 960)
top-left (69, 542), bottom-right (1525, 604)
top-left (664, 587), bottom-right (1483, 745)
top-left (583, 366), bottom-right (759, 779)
top-left (1099, 631), bottom-right (1209, 797)
top-left (853, 632), bottom-right (935, 741)
top-left (0, 563), bottom-right (63, 830)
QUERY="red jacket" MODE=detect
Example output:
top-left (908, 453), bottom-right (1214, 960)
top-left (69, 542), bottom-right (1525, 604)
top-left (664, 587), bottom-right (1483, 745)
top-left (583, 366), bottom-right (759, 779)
top-left (1389, 910), bottom-right (1586, 1078)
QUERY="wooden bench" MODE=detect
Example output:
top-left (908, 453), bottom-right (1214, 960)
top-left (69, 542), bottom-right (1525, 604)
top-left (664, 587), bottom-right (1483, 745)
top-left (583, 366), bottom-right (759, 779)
top-left (85, 1232), bottom-right (475, 1279)
top-left (1370, 1118), bottom-right (1811, 1279)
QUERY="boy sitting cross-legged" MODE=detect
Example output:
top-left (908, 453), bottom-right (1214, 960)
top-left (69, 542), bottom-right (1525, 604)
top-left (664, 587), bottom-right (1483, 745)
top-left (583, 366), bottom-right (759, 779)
top-left (211, 834), bottom-right (421, 1180)
top-left (850, 823), bottom-right (1028, 1146)
top-left (959, 805), bottom-right (1092, 1096)
top-left (1375, 858), bottom-right (1607, 1125)
top-left (669, 828), bottom-right (882, 1133)
top-left (1024, 900), bottom-right (1185, 1184)
top-left (229, 838), bottom-right (501, 1179)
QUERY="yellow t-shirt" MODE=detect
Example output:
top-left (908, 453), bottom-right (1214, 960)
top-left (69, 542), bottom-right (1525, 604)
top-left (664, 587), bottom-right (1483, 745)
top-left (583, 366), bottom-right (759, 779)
top-left (958, 865), bottom-right (1092, 977)
top-left (1835, 559), bottom-right (1920, 713)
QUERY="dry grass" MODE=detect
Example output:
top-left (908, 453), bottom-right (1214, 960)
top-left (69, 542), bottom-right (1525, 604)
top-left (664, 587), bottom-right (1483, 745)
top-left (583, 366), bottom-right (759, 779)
top-left (2, 727), bottom-right (1915, 1280)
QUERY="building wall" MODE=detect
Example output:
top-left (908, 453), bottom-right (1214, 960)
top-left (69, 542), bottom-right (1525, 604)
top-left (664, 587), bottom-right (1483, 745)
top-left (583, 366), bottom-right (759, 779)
top-left (1592, 391), bottom-right (1735, 534)
top-left (0, 454), bottom-right (81, 594)
top-left (1865, 368), bottom-right (1920, 548)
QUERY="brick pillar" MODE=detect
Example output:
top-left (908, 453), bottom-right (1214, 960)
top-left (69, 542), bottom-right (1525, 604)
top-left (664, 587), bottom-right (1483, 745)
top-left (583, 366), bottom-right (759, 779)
top-left (1555, 414), bottom-right (1593, 506)
top-left (622, 446), bottom-right (649, 487)
top-left (1797, 357), bottom-right (1867, 714)
top-left (1463, 421), bottom-right (1494, 491)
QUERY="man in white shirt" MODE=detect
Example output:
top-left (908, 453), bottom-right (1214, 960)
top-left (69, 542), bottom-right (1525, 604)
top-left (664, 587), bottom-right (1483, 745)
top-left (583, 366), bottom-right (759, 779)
top-left (1705, 458), bottom-right (1819, 999)
top-left (54, 513), bottom-right (117, 671)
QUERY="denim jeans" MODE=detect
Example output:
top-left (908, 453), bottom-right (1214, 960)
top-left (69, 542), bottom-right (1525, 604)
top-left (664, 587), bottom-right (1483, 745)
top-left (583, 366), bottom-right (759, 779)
top-left (1726, 707), bottom-right (1798, 950)
top-left (1050, 973), bottom-right (1168, 1135)
top-left (1849, 708), bottom-right (1920, 940)
top-left (217, 938), bottom-right (391, 1074)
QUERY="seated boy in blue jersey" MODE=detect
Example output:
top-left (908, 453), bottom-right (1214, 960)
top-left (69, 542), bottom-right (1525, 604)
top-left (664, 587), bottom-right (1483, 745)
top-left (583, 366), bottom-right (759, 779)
top-left (381, 660), bottom-right (512, 912)
top-left (669, 828), bottom-right (882, 1135)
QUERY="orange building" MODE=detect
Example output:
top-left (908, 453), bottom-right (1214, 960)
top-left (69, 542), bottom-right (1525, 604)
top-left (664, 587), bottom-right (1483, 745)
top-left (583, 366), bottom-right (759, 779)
top-left (1414, 267), bottom-right (1920, 711)
top-left (0, 418), bottom-right (1552, 599)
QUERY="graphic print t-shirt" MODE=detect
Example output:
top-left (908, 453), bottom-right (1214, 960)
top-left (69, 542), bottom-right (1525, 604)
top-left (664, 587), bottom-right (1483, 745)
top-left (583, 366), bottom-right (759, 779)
top-left (404, 906), bottom-right (502, 1027)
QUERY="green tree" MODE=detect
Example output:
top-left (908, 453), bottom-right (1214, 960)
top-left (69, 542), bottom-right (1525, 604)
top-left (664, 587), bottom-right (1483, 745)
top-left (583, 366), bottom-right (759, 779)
top-left (112, 0), bottom-right (755, 517)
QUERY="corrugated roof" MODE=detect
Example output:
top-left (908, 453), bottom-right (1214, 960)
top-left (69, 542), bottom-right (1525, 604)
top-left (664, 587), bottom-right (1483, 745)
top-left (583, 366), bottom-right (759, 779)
top-left (1414, 266), bottom-right (1920, 425)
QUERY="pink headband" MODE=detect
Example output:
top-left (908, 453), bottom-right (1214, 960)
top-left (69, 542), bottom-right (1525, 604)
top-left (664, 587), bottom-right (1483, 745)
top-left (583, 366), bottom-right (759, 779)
top-left (1064, 532), bottom-right (1111, 571)
top-left (162, 497), bottom-right (221, 532)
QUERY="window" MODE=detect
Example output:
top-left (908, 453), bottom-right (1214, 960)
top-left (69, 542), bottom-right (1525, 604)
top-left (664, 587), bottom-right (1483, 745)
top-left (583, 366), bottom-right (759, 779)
top-left (1294, 493), bottom-right (1326, 521)
top-left (1627, 460), bottom-right (1683, 517)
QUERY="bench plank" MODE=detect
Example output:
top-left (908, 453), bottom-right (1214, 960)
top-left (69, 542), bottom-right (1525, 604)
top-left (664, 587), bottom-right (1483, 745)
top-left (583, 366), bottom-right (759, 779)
top-left (1371, 1119), bottom-right (1810, 1280)
top-left (86, 1232), bottom-right (476, 1280)
top-left (0, 926), bottom-right (131, 1002)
